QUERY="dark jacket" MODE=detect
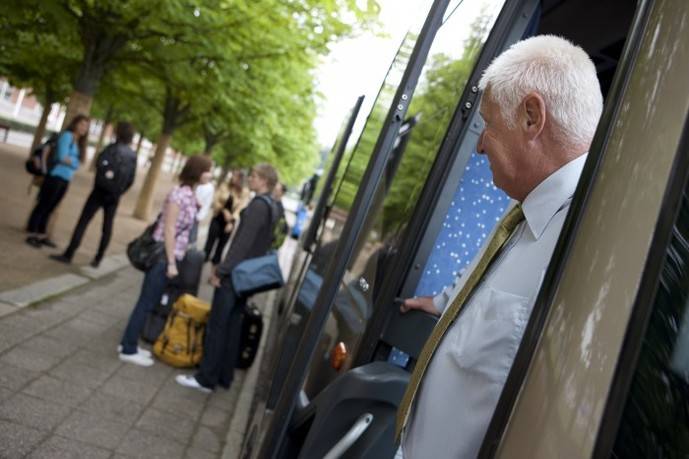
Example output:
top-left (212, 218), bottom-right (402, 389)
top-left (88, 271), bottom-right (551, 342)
top-left (216, 193), bottom-right (274, 277)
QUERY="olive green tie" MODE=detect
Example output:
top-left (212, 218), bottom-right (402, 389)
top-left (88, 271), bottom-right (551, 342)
top-left (396, 204), bottom-right (525, 439)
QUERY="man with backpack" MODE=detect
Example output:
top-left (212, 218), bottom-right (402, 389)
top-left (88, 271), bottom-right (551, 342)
top-left (50, 122), bottom-right (137, 268)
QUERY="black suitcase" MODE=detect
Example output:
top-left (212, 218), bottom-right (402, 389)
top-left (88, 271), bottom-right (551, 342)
top-left (236, 303), bottom-right (264, 369)
top-left (141, 248), bottom-right (205, 343)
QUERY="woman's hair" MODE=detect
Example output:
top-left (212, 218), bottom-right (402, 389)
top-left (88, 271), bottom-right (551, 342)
top-left (66, 114), bottom-right (90, 162)
top-left (179, 155), bottom-right (213, 187)
top-left (252, 163), bottom-right (279, 192)
top-left (229, 169), bottom-right (245, 193)
top-left (115, 122), bottom-right (135, 144)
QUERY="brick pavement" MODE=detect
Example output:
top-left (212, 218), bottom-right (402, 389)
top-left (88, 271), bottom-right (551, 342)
top-left (0, 265), bottom-right (247, 458)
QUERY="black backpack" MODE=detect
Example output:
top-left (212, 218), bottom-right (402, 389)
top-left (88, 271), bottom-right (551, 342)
top-left (95, 144), bottom-right (133, 196)
top-left (25, 133), bottom-right (59, 176)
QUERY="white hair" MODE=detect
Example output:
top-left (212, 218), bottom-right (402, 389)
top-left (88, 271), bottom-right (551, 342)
top-left (478, 35), bottom-right (603, 148)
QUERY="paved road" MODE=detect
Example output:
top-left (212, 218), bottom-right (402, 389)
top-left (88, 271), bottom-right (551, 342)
top-left (0, 264), bottom-right (247, 458)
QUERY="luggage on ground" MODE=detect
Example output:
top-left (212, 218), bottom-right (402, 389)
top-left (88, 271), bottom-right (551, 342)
top-left (153, 294), bottom-right (210, 368)
top-left (141, 248), bottom-right (205, 343)
top-left (236, 303), bottom-right (264, 369)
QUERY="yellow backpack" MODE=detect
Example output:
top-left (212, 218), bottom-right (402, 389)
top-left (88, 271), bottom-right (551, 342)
top-left (153, 294), bottom-right (210, 368)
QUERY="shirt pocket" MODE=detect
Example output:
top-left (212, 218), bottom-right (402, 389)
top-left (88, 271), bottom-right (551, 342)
top-left (449, 287), bottom-right (530, 383)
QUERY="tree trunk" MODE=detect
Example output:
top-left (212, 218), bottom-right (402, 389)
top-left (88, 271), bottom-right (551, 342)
top-left (89, 106), bottom-right (114, 171)
top-left (135, 132), bottom-right (145, 156)
top-left (62, 90), bottom-right (94, 128)
top-left (133, 132), bottom-right (172, 220)
top-left (30, 95), bottom-right (54, 153)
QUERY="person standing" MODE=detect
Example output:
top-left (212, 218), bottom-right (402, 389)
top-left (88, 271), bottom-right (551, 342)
top-left (190, 167), bottom-right (215, 245)
top-left (396, 35), bottom-right (604, 458)
top-left (203, 170), bottom-right (248, 265)
top-left (176, 163), bottom-right (278, 391)
top-left (50, 122), bottom-right (138, 267)
top-left (118, 155), bottom-right (213, 366)
top-left (26, 114), bottom-right (90, 248)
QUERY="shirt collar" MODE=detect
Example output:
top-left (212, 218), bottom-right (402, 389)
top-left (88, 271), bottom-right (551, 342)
top-left (520, 153), bottom-right (588, 239)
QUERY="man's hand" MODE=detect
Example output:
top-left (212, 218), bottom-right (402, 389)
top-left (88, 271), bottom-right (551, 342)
top-left (400, 296), bottom-right (441, 317)
top-left (208, 270), bottom-right (222, 288)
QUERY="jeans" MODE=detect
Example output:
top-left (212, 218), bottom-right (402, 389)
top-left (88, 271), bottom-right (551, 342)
top-left (64, 188), bottom-right (119, 262)
top-left (120, 260), bottom-right (171, 354)
top-left (27, 175), bottom-right (69, 235)
top-left (195, 276), bottom-right (243, 389)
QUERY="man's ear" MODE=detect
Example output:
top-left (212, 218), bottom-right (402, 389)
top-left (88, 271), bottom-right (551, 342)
top-left (522, 92), bottom-right (546, 139)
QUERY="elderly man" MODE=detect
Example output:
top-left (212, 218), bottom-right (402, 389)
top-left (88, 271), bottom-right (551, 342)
top-left (396, 35), bottom-right (603, 458)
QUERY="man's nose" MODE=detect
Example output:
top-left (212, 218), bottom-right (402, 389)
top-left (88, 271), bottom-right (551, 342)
top-left (476, 130), bottom-right (486, 154)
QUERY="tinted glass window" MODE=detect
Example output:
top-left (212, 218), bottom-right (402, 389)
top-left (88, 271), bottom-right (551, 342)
top-left (301, 0), bottom-right (508, 397)
top-left (612, 189), bottom-right (689, 457)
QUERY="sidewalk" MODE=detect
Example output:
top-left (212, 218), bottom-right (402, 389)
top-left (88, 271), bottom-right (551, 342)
top-left (0, 263), bottom-right (247, 458)
top-left (0, 142), bottom-right (175, 292)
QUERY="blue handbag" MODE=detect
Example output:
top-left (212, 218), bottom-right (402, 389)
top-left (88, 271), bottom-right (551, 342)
top-left (231, 252), bottom-right (285, 297)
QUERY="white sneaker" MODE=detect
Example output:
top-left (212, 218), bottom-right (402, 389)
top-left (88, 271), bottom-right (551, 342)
top-left (117, 345), bottom-right (152, 358)
top-left (175, 374), bottom-right (211, 393)
top-left (119, 351), bottom-right (154, 367)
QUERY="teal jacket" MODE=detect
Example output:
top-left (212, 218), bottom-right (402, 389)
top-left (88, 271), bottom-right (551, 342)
top-left (49, 131), bottom-right (80, 181)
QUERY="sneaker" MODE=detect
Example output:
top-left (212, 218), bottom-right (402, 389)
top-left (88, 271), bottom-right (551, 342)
top-left (49, 254), bottom-right (72, 264)
top-left (41, 238), bottom-right (58, 248)
top-left (25, 236), bottom-right (42, 248)
top-left (119, 351), bottom-right (154, 367)
top-left (117, 345), bottom-right (152, 358)
top-left (175, 374), bottom-right (212, 393)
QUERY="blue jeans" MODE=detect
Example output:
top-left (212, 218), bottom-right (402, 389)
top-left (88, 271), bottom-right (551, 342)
top-left (120, 260), bottom-right (170, 354)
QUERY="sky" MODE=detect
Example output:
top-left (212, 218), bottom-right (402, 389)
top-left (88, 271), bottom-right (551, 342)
top-left (312, 0), bottom-right (428, 147)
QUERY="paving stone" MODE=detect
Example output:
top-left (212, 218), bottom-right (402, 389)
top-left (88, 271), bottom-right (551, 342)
top-left (0, 419), bottom-right (48, 458)
top-left (44, 325), bottom-right (93, 347)
top-left (61, 317), bottom-right (110, 339)
top-left (0, 393), bottom-right (71, 431)
top-left (0, 322), bottom-right (35, 352)
top-left (80, 254), bottom-right (129, 280)
top-left (191, 425), bottom-right (222, 454)
top-left (78, 309), bottom-right (119, 327)
top-left (0, 386), bottom-right (13, 403)
top-left (0, 302), bottom-right (18, 319)
top-left (21, 335), bottom-right (79, 360)
top-left (49, 360), bottom-right (113, 389)
top-left (115, 359), bottom-right (172, 383)
top-left (0, 362), bottom-right (39, 391)
top-left (184, 447), bottom-right (218, 459)
top-left (0, 345), bottom-right (61, 372)
top-left (22, 375), bottom-right (93, 407)
top-left (0, 273), bottom-right (89, 307)
top-left (65, 348), bottom-right (122, 375)
top-left (200, 405), bottom-right (232, 429)
top-left (136, 407), bottom-right (196, 444)
top-left (116, 429), bottom-right (185, 459)
top-left (102, 374), bottom-right (160, 405)
top-left (56, 410), bottom-right (130, 450)
top-left (27, 435), bottom-right (111, 459)
top-left (78, 392), bottom-right (144, 425)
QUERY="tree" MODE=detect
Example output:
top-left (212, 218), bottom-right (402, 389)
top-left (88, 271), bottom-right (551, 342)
top-left (0, 10), bottom-right (76, 150)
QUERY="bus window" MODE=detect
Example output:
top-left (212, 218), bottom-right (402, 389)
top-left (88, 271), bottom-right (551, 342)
top-left (301, 0), bottom-right (508, 398)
